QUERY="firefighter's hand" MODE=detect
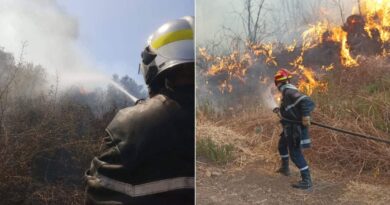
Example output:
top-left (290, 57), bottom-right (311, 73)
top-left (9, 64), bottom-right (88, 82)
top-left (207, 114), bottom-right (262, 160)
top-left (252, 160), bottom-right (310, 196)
top-left (273, 107), bottom-right (280, 113)
top-left (302, 116), bottom-right (311, 127)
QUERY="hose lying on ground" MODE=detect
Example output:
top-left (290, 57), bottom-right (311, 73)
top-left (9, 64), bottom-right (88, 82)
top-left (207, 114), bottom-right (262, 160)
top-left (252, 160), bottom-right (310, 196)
top-left (276, 114), bottom-right (390, 145)
top-left (311, 121), bottom-right (390, 145)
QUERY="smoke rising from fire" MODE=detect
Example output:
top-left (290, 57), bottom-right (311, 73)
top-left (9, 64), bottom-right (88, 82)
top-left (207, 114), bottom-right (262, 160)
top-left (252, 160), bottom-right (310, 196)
top-left (0, 0), bottom-right (134, 91)
top-left (197, 0), bottom-right (357, 44)
top-left (197, 0), bottom-right (390, 112)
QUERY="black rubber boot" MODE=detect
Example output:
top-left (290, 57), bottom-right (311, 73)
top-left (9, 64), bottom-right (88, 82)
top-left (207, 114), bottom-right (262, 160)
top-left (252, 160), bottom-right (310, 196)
top-left (276, 158), bottom-right (290, 176)
top-left (292, 169), bottom-right (312, 189)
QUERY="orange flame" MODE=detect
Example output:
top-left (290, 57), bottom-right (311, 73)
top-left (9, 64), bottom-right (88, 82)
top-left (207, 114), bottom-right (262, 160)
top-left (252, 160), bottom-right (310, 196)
top-left (290, 50), bottom-right (328, 95)
top-left (198, 0), bottom-right (390, 97)
top-left (248, 42), bottom-right (278, 66)
top-left (362, 0), bottom-right (390, 43)
top-left (199, 48), bottom-right (252, 93)
top-left (302, 22), bottom-right (359, 68)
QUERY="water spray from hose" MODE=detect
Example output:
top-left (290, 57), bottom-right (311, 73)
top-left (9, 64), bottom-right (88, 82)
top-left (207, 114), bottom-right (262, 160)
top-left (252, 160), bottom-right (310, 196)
top-left (109, 80), bottom-right (139, 103)
top-left (60, 72), bottom-right (141, 104)
top-left (261, 83), bottom-right (279, 109)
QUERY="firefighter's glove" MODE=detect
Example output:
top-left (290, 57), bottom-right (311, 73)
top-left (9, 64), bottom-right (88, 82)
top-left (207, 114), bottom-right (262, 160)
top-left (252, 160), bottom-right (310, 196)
top-left (273, 107), bottom-right (280, 114)
top-left (302, 116), bottom-right (311, 127)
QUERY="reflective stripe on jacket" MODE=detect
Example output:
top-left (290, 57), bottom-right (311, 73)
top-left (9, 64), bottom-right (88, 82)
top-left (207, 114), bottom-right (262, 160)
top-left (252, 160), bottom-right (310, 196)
top-left (85, 91), bottom-right (194, 205)
top-left (279, 84), bottom-right (315, 148)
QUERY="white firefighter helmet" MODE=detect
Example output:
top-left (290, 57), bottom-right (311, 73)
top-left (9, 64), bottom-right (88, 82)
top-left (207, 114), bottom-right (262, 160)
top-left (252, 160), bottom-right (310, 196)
top-left (140, 16), bottom-right (194, 85)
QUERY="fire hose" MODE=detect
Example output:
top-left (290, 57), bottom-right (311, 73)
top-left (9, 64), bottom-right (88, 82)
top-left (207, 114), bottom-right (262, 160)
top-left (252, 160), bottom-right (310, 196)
top-left (273, 111), bottom-right (390, 145)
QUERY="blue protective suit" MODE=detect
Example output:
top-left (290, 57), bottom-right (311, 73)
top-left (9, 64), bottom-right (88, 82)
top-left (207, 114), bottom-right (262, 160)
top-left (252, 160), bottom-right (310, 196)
top-left (277, 84), bottom-right (315, 171)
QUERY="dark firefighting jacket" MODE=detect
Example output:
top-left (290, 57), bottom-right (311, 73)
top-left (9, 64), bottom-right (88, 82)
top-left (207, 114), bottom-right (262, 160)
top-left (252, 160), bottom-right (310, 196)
top-left (85, 89), bottom-right (194, 205)
top-left (279, 84), bottom-right (315, 148)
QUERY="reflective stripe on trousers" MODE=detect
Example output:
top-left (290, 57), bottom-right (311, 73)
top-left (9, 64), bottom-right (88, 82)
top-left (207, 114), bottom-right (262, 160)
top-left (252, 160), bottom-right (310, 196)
top-left (93, 175), bottom-right (194, 197)
top-left (300, 139), bottom-right (311, 145)
top-left (278, 128), bottom-right (308, 170)
top-left (300, 166), bottom-right (309, 171)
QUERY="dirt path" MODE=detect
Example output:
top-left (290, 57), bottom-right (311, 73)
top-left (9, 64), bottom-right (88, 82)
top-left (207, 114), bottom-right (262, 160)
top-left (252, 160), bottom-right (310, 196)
top-left (197, 160), bottom-right (390, 205)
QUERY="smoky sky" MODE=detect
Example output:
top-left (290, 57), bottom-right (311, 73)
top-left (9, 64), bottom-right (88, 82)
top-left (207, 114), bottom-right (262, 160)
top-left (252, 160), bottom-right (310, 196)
top-left (0, 0), bottom-right (106, 88)
top-left (196, 0), bottom-right (357, 45)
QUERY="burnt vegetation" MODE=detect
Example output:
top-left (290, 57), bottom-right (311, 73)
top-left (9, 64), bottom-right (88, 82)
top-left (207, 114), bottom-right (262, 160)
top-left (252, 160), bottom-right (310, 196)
top-left (0, 48), bottom-right (146, 204)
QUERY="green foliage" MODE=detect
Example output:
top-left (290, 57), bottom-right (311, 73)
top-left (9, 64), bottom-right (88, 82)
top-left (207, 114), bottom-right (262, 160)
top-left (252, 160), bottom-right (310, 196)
top-left (365, 83), bottom-right (380, 94)
top-left (197, 137), bottom-right (234, 165)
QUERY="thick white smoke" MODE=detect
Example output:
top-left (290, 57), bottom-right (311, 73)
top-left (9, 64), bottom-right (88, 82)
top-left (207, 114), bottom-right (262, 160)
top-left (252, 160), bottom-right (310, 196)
top-left (197, 0), bottom-right (358, 44)
top-left (261, 84), bottom-right (279, 110)
top-left (0, 0), bottom-right (118, 89)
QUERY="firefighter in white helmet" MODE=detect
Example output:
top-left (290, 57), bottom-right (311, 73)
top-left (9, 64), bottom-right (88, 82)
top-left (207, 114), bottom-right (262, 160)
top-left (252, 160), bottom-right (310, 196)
top-left (85, 16), bottom-right (194, 205)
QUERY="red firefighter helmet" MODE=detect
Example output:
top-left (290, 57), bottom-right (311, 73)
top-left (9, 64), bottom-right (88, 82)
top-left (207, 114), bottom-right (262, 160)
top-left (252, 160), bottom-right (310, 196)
top-left (274, 68), bottom-right (293, 85)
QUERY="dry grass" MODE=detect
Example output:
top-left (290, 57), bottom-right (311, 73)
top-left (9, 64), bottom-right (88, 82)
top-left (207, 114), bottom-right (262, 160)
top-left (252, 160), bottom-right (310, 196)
top-left (0, 96), bottom-right (110, 204)
top-left (197, 107), bottom-right (390, 183)
top-left (26, 185), bottom-right (84, 205)
top-left (197, 59), bottom-right (390, 183)
top-left (0, 49), bottom-right (139, 204)
top-left (196, 121), bottom-right (259, 167)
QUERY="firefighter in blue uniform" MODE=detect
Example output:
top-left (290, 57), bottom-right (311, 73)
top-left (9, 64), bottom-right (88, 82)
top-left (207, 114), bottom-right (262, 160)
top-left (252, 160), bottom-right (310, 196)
top-left (273, 68), bottom-right (315, 189)
top-left (85, 16), bottom-right (195, 204)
